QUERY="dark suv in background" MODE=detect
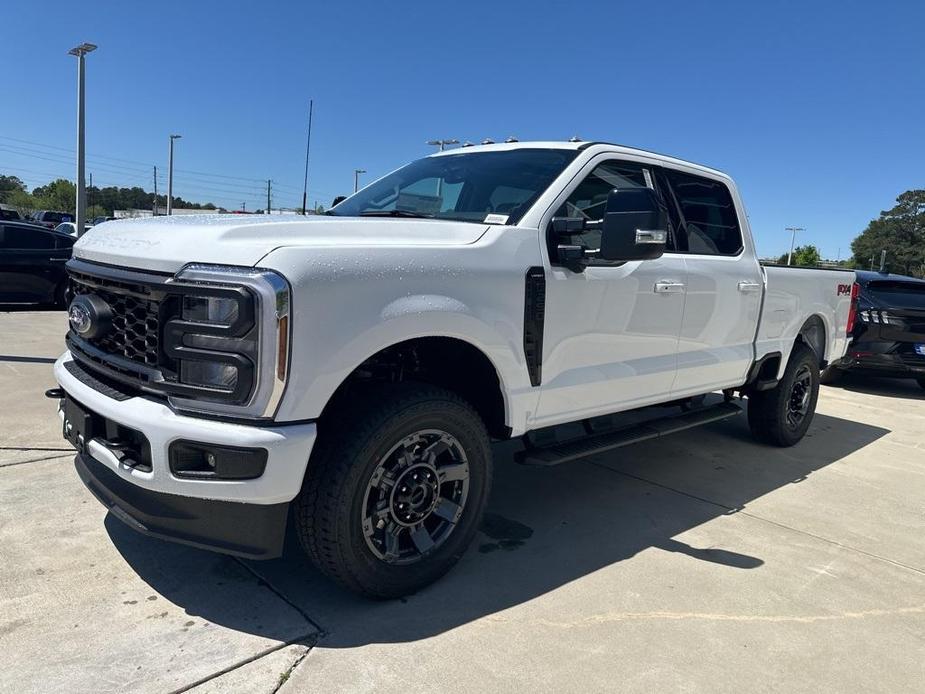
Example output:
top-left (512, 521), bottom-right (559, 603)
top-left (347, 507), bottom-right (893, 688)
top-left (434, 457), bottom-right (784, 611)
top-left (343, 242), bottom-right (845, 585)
top-left (824, 270), bottom-right (925, 388)
top-left (30, 210), bottom-right (74, 230)
top-left (0, 221), bottom-right (75, 306)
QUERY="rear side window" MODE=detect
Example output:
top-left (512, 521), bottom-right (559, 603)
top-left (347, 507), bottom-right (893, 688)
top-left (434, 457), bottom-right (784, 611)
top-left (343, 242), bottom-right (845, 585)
top-left (663, 170), bottom-right (742, 255)
top-left (0, 226), bottom-right (55, 249)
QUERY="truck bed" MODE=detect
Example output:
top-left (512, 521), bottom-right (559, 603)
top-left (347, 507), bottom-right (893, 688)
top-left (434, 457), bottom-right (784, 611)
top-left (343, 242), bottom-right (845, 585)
top-left (756, 265), bottom-right (855, 378)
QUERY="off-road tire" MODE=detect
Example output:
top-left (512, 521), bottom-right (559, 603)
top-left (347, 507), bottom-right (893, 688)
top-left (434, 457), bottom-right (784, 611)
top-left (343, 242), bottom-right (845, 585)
top-left (292, 382), bottom-right (492, 599)
top-left (748, 343), bottom-right (820, 447)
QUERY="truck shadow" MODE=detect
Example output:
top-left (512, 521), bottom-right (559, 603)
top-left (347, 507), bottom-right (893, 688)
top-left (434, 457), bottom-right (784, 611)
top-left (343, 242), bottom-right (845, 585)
top-left (106, 411), bottom-right (888, 647)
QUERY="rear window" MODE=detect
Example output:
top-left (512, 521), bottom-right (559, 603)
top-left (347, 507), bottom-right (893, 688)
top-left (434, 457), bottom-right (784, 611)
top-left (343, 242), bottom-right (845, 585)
top-left (866, 280), bottom-right (925, 308)
top-left (664, 170), bottom-right (742, 255)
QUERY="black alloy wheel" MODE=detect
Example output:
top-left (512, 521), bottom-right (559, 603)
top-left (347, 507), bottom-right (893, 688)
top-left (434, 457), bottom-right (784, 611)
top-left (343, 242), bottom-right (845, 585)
top-left (361, 430), bottom-right (470, 564)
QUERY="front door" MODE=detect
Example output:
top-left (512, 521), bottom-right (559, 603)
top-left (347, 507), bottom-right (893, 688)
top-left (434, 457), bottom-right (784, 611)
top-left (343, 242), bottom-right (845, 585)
top-left (533, 157), bottom-right (687, 428)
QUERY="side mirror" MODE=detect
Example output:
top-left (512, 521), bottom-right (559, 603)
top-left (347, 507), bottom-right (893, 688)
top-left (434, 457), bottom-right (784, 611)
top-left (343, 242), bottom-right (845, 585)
top-left (598, 188), bottom-right (668, 261)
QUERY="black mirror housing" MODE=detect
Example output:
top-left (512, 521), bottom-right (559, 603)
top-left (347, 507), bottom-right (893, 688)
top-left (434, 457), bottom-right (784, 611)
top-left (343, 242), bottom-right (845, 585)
top-left (598, 188), bottom-right (668, 261)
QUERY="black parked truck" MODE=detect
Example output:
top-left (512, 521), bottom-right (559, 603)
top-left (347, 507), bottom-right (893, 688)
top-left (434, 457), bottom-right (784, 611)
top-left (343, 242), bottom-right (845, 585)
top-left (823, 270), bottom-right (925, 388)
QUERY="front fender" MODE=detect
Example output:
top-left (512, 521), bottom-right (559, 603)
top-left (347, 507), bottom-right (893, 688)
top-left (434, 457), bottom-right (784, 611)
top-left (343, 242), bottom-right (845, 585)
top-left (259, 240), bottom-right (541, 433)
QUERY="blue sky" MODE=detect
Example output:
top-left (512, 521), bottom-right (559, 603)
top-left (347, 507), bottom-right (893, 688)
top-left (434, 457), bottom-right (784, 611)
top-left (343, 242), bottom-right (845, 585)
top-left (1, 0), bottom-right (922, 259)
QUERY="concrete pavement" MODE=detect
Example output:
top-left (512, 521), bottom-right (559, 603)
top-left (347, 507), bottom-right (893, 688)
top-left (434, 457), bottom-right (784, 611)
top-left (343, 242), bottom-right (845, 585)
top-left (1, 310), bottom-right (923, 692)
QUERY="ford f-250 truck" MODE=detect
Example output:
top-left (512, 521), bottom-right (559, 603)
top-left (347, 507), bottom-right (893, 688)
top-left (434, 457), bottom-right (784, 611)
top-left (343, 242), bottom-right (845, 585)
top-left (50, 141), bottom-right (857, 597)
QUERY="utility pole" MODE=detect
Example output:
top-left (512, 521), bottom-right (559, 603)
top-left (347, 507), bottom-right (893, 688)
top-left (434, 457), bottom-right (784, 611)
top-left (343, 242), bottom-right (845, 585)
top-left (353, 168), bottom-right (366, 193)
top-left (785, 226), bottom-right (805, 265)
top-left (301, 99), bottom-right (314, 215)
top-left (266, 179), bottom-right (271, 214)
top-left (69, 42), bottom-right (97, 237)
top-left (153, 166), bottom-right (158, 215)
top-left (167, 134), bottom-right (181, 215)
top-left (88, 172), bottom-right (92, 213)
top-left (242, 201), bottom-right (246, 212)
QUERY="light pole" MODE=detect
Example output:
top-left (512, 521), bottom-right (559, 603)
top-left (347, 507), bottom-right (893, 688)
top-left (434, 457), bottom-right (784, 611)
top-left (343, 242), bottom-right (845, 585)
top-left (785, 226), bottom-right (805, 265)
top-left (353, 169), bottom-right (366, 193)
top-left (167, 134), bottom-right (181, 215)
top-left (68, 42), bottom-right (97, 237)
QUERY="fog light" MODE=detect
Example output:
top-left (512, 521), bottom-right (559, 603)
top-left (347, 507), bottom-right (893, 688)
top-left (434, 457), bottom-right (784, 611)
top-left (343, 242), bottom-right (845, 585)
top-left (180, 361), bottom-right (239, 390)
top-left (169, 441), bottom-right (267, 480)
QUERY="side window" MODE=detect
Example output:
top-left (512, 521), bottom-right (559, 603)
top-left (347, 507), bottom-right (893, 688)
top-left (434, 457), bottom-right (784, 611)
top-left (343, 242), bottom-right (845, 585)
top-left (56, 234), bottom-right (75, 249)
top-left (554, 160), bottom-right (654, 253)
top-left (3, 227), bottom-right (55, 249)
top-left (663, 170), bottom-right (742, 255)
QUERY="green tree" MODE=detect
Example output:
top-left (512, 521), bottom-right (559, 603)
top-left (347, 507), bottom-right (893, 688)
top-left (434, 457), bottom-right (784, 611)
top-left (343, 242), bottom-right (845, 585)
top-left (851, 190), bottom-right (925, 277)
top-left (776, 244), bottom-right (821, 266)
top-left (0, 175), bottom-right (26, 196)
top-left (31, 179), bottom-right (76, 213)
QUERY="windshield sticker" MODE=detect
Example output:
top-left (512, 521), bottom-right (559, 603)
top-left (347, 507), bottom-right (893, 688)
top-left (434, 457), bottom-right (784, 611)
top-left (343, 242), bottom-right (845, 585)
top-left (484, 214), bottom-right (509, 225)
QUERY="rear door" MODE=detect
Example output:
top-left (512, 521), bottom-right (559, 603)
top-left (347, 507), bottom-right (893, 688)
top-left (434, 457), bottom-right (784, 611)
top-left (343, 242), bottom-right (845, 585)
top-left (658, 167), bottom-right (763, 397)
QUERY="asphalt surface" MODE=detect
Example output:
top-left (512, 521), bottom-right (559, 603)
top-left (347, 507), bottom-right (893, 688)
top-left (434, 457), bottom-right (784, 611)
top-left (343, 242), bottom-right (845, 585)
top-left (1, 309), bottom-right (923, 693)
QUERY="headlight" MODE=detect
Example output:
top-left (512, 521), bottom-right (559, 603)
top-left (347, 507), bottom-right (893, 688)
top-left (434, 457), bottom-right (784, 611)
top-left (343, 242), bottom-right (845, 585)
top-left (164, 264), bottom-right (290, 419)
top-left (182, 295), bottom-right (240, 325)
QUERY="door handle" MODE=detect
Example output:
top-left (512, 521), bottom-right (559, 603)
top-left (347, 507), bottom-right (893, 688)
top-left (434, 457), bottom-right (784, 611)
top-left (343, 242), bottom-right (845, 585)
top-left (654, 281), bottom-right (685, 294)
top-left (49, 258), bottom-right (68, 262)
top-left (737, 281), bottom-right (761, 293)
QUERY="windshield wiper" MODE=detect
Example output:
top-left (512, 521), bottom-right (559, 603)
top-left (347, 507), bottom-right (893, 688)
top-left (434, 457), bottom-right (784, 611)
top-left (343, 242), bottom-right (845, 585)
top-left (359, 210), bottom-right (432, 219)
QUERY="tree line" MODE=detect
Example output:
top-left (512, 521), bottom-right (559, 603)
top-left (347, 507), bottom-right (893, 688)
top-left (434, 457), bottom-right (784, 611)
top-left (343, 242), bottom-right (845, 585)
top-left (0, 174), bottom-right (216, 218)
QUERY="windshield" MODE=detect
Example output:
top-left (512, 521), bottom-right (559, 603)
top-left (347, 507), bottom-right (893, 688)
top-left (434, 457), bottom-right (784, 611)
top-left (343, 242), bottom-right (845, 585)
top-left (329, 149), bottom-right (578, 225)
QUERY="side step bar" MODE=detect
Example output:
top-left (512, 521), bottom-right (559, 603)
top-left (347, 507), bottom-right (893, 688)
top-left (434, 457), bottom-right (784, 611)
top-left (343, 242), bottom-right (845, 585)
top-left (515, 401), bottom-right (742, 467)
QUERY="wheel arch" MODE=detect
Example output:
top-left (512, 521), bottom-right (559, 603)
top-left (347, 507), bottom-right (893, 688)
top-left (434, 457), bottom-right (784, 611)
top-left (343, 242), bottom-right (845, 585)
top-left (795, 314), bottom-right (827, 368)
top-left (319, 336), bottom-right (512, 440)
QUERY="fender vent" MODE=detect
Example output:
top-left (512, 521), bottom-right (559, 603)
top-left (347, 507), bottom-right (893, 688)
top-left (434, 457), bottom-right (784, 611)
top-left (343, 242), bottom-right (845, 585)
top-left (523, 266), bottom-right (546, 387)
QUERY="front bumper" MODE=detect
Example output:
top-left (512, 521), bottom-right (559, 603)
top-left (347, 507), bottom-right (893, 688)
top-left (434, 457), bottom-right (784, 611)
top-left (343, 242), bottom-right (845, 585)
top-left (76, 452), bottom-right (289, 558)
top-left (54, 352), bottom-right (317, 558)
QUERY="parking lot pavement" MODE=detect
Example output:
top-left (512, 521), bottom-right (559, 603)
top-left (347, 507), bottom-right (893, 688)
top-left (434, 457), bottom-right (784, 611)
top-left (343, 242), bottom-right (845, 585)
top-left (2, 310), bottom-right (924, 693)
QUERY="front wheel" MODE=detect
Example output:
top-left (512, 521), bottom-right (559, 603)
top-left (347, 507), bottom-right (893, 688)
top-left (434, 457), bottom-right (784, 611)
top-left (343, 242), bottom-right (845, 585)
top-left (293, 383), bottom-right (493, 598)
top-left (748, 343), bottom-right (820, 447)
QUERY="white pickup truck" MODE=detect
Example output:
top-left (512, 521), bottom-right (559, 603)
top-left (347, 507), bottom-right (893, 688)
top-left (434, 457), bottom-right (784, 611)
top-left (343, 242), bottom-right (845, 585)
top-left (51, 141), bottom-right (856, 597)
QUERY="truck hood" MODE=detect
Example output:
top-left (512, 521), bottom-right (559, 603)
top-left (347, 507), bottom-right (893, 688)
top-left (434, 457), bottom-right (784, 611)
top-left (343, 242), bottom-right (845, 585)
top-left (73, 214), bottom-right (492, 273)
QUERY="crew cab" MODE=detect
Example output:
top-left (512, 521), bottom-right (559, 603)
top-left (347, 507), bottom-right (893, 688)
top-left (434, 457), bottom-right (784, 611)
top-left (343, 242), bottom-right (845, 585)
top-left (50, 141), bottom-right (856, 597)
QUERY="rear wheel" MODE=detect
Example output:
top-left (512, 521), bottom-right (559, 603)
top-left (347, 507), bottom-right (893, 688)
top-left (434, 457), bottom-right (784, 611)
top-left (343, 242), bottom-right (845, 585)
top-left (293, 383), bottom-right (492, 598)
top-left (748, 343), bottom-right (820, 447)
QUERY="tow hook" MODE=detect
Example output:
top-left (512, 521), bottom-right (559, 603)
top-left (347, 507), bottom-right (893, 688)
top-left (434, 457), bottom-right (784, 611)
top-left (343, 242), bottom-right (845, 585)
top-left (45, 387), bottom-right (65, 399)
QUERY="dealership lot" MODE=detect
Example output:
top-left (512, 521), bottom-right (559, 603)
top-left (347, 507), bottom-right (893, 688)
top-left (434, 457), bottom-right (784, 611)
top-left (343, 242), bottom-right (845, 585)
top-left (1, 310), bottom-right (923, 693)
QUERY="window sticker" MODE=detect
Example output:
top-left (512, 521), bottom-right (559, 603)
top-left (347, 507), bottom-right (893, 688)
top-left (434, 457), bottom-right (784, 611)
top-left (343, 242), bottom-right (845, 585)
top-left (484, 213), bottom-right (509, 225)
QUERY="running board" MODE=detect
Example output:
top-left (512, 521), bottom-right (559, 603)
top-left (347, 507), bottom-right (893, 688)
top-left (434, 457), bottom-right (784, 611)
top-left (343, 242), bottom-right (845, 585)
top-left (516, 402), bottom-right (742, 467)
